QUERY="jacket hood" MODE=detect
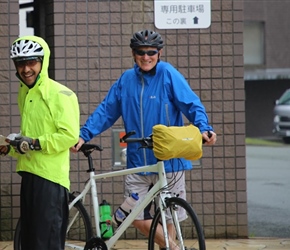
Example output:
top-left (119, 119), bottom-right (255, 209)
top-left (13, 36), bottom-right (50, 80)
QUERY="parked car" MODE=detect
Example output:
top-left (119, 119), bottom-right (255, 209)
top-left (273, 89), bottom-right (290, 144)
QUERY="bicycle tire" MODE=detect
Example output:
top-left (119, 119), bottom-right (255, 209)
top-left (66, 192), bottom-right (94, 248)
top-left (148, 197), bottom-right (206, 250)
top-left (13, 218), bottom-right (21, 250)
top-left (13, 193), bottom-right (93, 250)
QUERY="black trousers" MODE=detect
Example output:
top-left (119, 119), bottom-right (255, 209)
top-left (20, 172), bottom-right (69, 250)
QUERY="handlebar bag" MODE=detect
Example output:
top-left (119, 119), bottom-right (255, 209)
top-left (152, 124), bottom-right (202, 161)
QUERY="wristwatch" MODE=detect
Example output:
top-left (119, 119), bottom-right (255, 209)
top-left (32, 139), bottom-right (42, 151)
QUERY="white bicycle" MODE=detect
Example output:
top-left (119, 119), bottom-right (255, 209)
top-left (13, 131), bottom-right (206, 250)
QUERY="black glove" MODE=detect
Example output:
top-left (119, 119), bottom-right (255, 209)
top-left (10, 136), bottom-right (41, 154)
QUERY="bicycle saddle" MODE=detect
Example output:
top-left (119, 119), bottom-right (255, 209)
top-left (79, 144), bottom-right (103, 157)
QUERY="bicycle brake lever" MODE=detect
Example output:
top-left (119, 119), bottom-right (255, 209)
top-left (120, 131), bottom-right (136, 143)
top-left (202, 131), bottom-right (212, 144)
top-left (138, 136), bottom-right (153, 149)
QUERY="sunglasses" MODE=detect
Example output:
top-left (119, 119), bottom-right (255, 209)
top-left (15, 58), bottom-right (42, 68)
top-left (134, 50), bottom-right (159, 56)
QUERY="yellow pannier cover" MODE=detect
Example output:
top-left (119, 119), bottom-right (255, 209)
top-left (152, 124), bottom-right (202, 161)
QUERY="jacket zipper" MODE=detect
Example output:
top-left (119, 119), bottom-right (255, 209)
top-left (165, 103), bottom-right (170, 126)
top-left (140, 75), bottom-right (147, 167)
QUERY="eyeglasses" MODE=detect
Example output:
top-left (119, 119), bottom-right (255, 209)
top-left (14, 59), bottom-right (42, 68)
top-left (134, 50), bottom-right (159, 56)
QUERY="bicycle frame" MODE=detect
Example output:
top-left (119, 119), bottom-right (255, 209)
top-left (67, 160), bottom-right (172, 250)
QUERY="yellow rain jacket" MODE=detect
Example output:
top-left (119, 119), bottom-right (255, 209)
top-left (9, 36), bottom-right (80, 190)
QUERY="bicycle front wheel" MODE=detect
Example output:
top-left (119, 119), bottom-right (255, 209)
top-left (148, 197), bottom-right (206, 250)
top-left (66, 193), bottom-right (93, 249)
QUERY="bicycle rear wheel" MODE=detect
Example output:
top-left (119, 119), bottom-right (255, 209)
top-left (13, 193), bottom-right (93, 250)
top-left (148, 197), bottom-right (206, 250)
top-left (66, 192), bottom-right (93, 249)
top-left (13, 218), bottom-right (21, 250)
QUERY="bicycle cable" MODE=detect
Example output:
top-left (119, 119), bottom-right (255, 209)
top-left (155, 158), bottom-right (185, 197)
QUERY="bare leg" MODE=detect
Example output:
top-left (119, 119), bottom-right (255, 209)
top-left (167, 223), bottom-right (176, 243)
top-left (133, 220), bottom-right (179, 250)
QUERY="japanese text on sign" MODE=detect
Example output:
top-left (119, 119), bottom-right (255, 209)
top-left (154, 0), bottom-right (211, 29)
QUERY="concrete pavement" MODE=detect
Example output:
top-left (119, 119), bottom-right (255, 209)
top-left (1, 238), bottom-right (290, 250)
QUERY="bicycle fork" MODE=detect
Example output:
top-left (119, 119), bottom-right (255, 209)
top-left (158, 193), bottom-right (186, 250)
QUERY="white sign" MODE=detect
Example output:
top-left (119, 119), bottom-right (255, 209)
top-left (154, 0), bottom-right (211, 29)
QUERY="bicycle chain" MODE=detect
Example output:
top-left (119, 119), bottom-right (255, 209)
top-left (84, 236), bottom-right (107, 250)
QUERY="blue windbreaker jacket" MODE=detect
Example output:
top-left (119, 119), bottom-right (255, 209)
top-left (80, 61), bottom-right (213, 174)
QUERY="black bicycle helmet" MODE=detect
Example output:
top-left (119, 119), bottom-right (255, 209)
top-left (130, 30), bottom-right (164, 50)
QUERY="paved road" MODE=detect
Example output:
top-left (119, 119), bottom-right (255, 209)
top-left (246, 145), bottom-right (290, 237)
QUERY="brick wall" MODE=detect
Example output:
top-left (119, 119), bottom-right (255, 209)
top-left (0, 0), bottom-right (21, 240)
top-left (244, 0), bottom-right (290, 137)
top-left (244, 0), bottom-right (290, 69)
top-left (0, 0), bottom-right (246, 240)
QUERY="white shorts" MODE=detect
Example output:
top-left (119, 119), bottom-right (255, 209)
top-left (124, 171), bottom-right (187, 222)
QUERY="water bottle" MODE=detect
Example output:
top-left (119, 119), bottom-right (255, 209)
top-left (99, 200), bottom-right (113, 239)
top-left (112, 193), bottom-right (139, 226)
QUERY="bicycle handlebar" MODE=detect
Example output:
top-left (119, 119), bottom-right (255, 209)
top-left (4, 129), bottom-right (212, 157)
top-left (120, 130), bottom-right (212, 149)
top-left (120, 130), bottom-right (153, 149)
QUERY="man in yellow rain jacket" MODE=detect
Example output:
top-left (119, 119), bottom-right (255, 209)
top-left (0, 36), bottom-right (80, 250)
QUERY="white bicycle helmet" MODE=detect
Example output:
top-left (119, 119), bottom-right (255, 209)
top-left (10, 39), bottom-right (44, 59)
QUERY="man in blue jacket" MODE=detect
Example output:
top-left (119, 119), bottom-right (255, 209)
top-left (72, 29), bottom-right (217, 249)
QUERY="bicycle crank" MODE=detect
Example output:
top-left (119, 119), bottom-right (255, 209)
top-left (84, 236), bottom-right (107, 250)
